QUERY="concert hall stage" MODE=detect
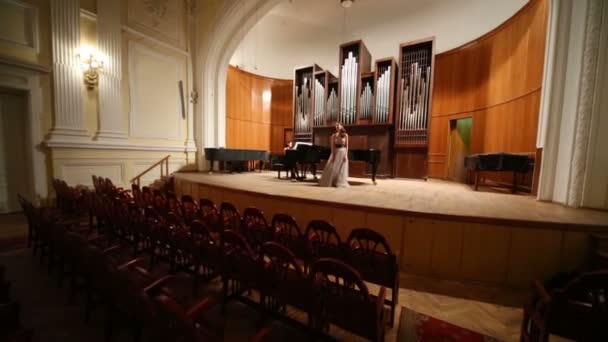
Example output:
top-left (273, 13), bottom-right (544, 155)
top-left (174, 171), bottom-right (608, 288)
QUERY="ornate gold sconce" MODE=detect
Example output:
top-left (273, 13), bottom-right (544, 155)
top-left (76, 46), bottom-right (104, 89)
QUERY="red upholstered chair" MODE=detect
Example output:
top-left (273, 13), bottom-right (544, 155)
top-left (199, 201), bottom-right (221, 235)
top-left (258, 242), bottom-right (315, 326)
top-left (271, 213), bottom-right (307, 261)
top-left (181, 195), bottom-right (200, 226)
top-left (144, 275), bottom-right (222, 341)
top-left (521, 281), bottom-right (551, 342)
top-left (309, 258), bottom-right (386, 342)
top-left (346, 228), bottom-right (399, 326)
top-left (189, 220), bottom-right (221, 287)
top-left (103, 258), bottom-right (161, 342)
top-left (219, 202), bottom-right (241, 232)
top-left (242, 207), bottom-right (273, 249)
top-left (305, 220), bottom-right (345, 262)
top-left (220, 230), bottom-right (259, 308)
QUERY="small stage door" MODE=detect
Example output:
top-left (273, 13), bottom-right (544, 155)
top-left (447, 117), bottom-right (472, 183)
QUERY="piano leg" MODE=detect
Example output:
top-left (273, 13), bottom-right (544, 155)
top-left (512, 171), bottom-right (517, 194)
top-left (312, 163), bottom-right (318, 180)
top-left (259, 160), bottom-right (264, 172)
top-left (371, 161), bottom-right (378, 185)
top-left (208, 158), bottom-right (215, 174)
top-left (474, 170), bottom-right (480, 191)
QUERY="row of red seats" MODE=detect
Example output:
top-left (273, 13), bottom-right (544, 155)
top-left (128, 184), bottom-right (400, 327)
top-left (21, 178), bottom-right (393, 341)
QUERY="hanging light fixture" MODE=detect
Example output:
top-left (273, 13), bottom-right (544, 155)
top-left (340, 0), bottom-right (353, 8)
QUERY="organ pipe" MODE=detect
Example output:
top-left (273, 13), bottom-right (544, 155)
top-left (374, 65), bottom-right (391, 123)
top-left (340, 51), bottom-right (358, 125)
top-left (397, 44), bottom-right (432, 145)
top-left (314, 77), bottom-right (325, 126)
top-left (360, 81), bottom-right (373, 120)
top-left (327, 88), bottom-right (338, 122)
top-left (295, 76), bottom-right (312, 134)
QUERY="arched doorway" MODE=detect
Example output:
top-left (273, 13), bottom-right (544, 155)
top-left (195, 0), bottom-right (283, 170)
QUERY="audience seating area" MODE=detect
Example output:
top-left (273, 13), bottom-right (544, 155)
top-left (12, 176), bottom-right (608, 342)
top-left (15, 176), bottom-right (400, 341)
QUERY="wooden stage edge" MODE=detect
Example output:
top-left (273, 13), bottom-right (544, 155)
top-left (174, 172), bottom-right (608, 230)
top-left (174, 172), bottom-right (608, 288)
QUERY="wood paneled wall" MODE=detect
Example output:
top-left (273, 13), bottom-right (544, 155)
top-left (428, 0), bottom-right (547, 179)
top-left (226, 66), bottom-right (293, 153)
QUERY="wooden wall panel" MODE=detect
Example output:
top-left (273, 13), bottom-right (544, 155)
top-left (226, 66), bottom-right (293, 154)
top-left (428, 0), bottom-right (547, 178)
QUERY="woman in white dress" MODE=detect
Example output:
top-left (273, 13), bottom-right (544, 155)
top-left (319, 122), bottom-right (349, 188)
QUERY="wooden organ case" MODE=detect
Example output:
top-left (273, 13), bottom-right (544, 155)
top-left (394, 38), bottom-right (435, 179)
top-left (292, 38), bottom-right (435, 180)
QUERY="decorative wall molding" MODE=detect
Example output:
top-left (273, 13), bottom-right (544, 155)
top-left (96, 0), bottom-right (127, 141)
top-left (566, 0), bottom-right (604, 207)
top-left (128, 40), bottom-right (186, 140)
top-left (46, 139), bottom-right (197, 152)
top-left (61, 163), bottom-right (124, 186)
top-left (127, 0), bottom-right (187, 50)
top-left (122, 26), bottom-right (189, 56)
top-left (48, 0), bottom-right (89, 141)
top-left (0, 0), bottom-right (39, 52)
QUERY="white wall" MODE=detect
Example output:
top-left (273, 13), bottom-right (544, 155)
top-left (230, 0), bottom-right (528, 79)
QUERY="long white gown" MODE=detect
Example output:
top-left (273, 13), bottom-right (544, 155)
top-left (319, 133), bottom-right (349, 188)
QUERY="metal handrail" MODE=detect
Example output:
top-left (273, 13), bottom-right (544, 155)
top-left (130, 155), bottom-right (170, 187)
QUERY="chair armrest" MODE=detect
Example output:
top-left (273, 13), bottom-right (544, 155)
top-left (102, 244), bottom-right (123, 254)
top-left (250, 326), bottom-right (274, 342)
top-left (118, 258), bottom-right (146, 270)
top-left (185, 297), bottom-right (216, 321)
top-left (143, 275), bottom-right (174, 294)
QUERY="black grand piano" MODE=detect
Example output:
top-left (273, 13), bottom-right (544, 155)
top-left (204, 148), bottom-right (269, 173)
top-left (284, 144), bottom-right (381, 184)
top-left (464, 152), bottom-right (532, 192)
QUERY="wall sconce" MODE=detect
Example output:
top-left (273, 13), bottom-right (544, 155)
top-left (76, 46), bottom-right (104, 89)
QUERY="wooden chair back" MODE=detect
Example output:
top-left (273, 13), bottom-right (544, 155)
top-left (310, 258), bottom-right (386, 341)
top-left (305, 220), bottom-right (344, 261)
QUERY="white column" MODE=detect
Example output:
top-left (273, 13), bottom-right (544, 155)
top-left (95, 0), bottom-right (126, 141)
top-left (186, 0), bottom-right (197, 152)
top-left (48, 0), bottom-right (89, 141)
top-left (537, 0), bottom-right (608, 208)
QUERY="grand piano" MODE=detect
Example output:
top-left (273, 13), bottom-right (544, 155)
top-left (204, 148), bottom-right (269, 173)
top-left (464, 152), bottom-right (532, 192)
top-left (284, 144), bottom-right (381, 184)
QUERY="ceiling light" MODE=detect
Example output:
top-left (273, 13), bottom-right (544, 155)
top-left (341, 0), bottom-right (353, 8)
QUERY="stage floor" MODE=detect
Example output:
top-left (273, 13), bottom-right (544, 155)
top-left (174, 171), bottom-right (608, 228)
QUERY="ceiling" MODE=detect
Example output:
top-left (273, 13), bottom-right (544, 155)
top-left (231, 0), bottom-right (528, 79)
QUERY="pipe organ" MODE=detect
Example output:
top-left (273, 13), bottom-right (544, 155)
top-left (396, 41), bottom-right (433, 147)
top-left (290, 39), bottom-right (434, 179)
top-left (293, 64), bottom-right (322, 142)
